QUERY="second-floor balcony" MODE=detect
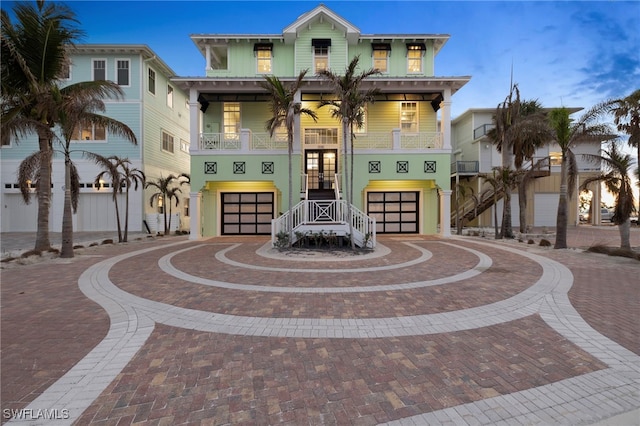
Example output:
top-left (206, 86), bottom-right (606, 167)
top-left (474, 123), bottom-right (495, 140)
top-left (194, 129), bottom-right (445, 154)
top-left (451, 161), bottom-right (479, 175)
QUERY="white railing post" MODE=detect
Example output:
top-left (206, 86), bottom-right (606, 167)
top-left (392, 129), bottom-right (401, 150)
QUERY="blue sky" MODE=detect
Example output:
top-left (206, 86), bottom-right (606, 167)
top-left (5, 1), bottom-right (640, 119)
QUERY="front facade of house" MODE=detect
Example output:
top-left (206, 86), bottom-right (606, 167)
top-left (450, 108), bottom-right (604, 229)
top-left (0, 45), bottom-right (191, 234)
top-left (173, 5), bottom-right (470, 242)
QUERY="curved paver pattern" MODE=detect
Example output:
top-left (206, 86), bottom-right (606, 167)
top-left (3, 234), bottom-right (639, 425)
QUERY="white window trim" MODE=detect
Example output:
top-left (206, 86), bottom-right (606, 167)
top-left (115, 58), bottom-right (131, 87)
top-left (400, 102), bottom-right (419, 133)
top-left (314, 46), bottom-right (330, 73)
top-left (372, 50), bottom-right (389, 74)
top-left (92, 58), bottom-right (107, 81)
top-left (70, 123), bottom-right (108, 143)
top-left (256, 49), bottom-right (273, 74)
top-left (167, 84), bottom-right (174, 109)
top-left (406, 50), bottom-right (424, 75)
top-left (162, 130), bottom-right (175, 153)
top-left (148, 67), bottom-right (156, 96)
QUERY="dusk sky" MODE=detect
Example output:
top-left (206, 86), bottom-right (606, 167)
top-left (4, 1), bottom-right (639, 119)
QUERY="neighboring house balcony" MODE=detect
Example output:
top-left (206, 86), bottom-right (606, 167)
top-left (473, 123), bottom-right (495, 140)
top-left (450, 161), bottom-right (479, 176)
top-left (193, 129), bottom-right (445, 154)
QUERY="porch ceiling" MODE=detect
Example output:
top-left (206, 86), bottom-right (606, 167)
top-left (173, 76), bottom-right (471, 98)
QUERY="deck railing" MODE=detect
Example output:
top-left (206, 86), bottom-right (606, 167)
top-left (195, 130), bottom-right (444, 153)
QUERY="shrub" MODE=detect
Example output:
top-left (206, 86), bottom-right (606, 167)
top-left (539, 239), bottom-right (552, 247)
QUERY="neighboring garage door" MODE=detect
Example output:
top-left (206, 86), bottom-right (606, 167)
top-left (221, 192), bottom-right (274, 235)
top-left (367, 191), bottom-right (419, 234)
top-left (534, 194), bottom-right (559, 226)
top-left (2, 193), bottom-right (40, 232)
top-left (77, 193), bottom-right (123, 231)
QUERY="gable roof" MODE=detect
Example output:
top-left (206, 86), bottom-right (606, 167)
top-left (283, 4), bottom-right (360, 44)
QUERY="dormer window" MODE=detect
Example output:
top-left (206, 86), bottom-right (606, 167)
top-left (312, 39), bottom-right (331, 72)
top-left (254, 43), bottom-right (273, 73)
top-left (372, 43), bottom-right (391, 73)
top-left (406, 43), bottom-right (425, 74)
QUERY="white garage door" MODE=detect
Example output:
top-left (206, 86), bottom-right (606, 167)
top-left (1, 193), bottom-right (41, 232)
top-left (534, 194), bottom-right (559, 226)
top-left (77, 193), bottom-right (124, 231)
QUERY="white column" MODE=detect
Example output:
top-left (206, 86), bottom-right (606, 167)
top-left (592, 182), bottom-right (601, 225)
top-left (392, 128), bottom-right (401, 150)
top-left (189, 191), bottom-right (202, 240)
top-left (189, 87), bottom-right (200, 153)
top-left (439, 189), bottom-right (452, 238)
top-left (205, 45), bottom-right (211, 71)
top-left (440, 88), bottom-right (452, 151)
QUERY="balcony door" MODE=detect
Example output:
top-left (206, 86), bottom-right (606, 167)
top-left (305, 149), bottom-right (337, 190)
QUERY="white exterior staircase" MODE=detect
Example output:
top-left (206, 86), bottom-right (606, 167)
top-left (271, 200), bottom-right (376, 248)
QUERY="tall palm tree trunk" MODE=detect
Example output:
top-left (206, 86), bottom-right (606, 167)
top-left (518, 181), bottom-right (527, 233)
top-left (554, 154), bottom-right (569, 249)
top-left (619, 219), bottom-right (631, 250)
top-left (342, 120), bottom-right (354, 249)
top-left (60, 157), bottom-right (74, 258)
top-left (501, 189), bottom-right (513, 238)
top-left (34, 137), bottom-right (52, 252)
top-left (123, 188), bottom-right (130, 242)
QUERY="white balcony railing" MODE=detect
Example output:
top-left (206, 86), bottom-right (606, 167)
top-left (194, 130), bottom-right (445, 153)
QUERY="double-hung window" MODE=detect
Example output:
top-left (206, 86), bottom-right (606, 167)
top-left (223, 102), bottom-right (240, 139)
top-left (312, 39), bottom-right (331, 73)
top-left (254, 43), bottom-right (273, 74)
top-left (93, 59), bottom-right (106, 81)
top-left (162, 130), bottom-right (174, 153)
top-left (406, 43), bottom-right (425, 74)
top-left (167, 85), bottom-right (174, 108)
top-left (116, 59), bottom-right (130, 86)
top-left (372, 43), bottom-right (391, 73)
top-left (148, 68), bottom-right (156, 95)
top-left (72, 122), bottom-right (106, 141)
top-left (400, 102), bottom-right (418, 133)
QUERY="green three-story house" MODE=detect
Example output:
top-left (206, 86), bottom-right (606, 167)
top-left (173, 5), bottom-right (470, 245)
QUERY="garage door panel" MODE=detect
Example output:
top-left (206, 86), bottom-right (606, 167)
top-left (534, 194), bottom-right (559, 226)
top-left (2, 194), bottom-right (41, 232)
top-left (367, 191), bottom-right (419, 234)
top-left (221, 192), bottom-right (274, 235)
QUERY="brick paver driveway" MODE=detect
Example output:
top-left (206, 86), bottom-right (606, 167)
top-left (1, 228), bottom-right (638, 425)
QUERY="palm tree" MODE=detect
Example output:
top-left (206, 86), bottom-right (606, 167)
top-left (602, 89), bottom-right (640, 214)
top-left (146, 174), bottom-right (182, 235)
top-left (478, 169), bottom-right (503, 239)
top-left (119, 161), bottom-right (146, 242)
top-left (317, 55), bottom-right (380, 249)
top-left (488, 86), bottom-right (552, 237)
top-left (455, 183), bottom-right (475, 235)
top-left (53, 84), bottom-right (136, 256)
top-left (1, 0), bottom-right (83, 252)
top-left (582, 143), bottom-right (637, 249)
top-left (91, 157), bottom-right (145, 243)
top-left (548, 106), bottom-right (613, 249)
top-left (93, 156), bottom-right (126, 242)
top-left (260, 71), bottom-right (318, 246)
